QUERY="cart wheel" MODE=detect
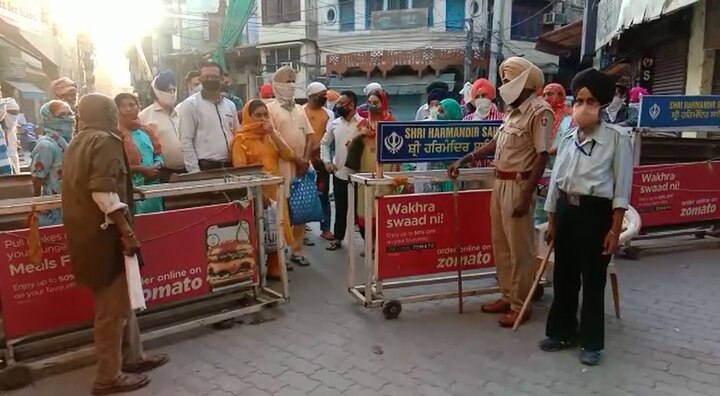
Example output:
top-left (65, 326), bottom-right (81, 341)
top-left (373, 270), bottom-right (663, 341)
top-left (382, 300), bottom-right (402, 320)
top-left (0, 365), bottom-right (32, 390)
top-left (623, 246), bottom-right (640, 260)
top-left (694, 231), bottom-right (706, 239)
top-left (532, 284), bottom-right (544, 301)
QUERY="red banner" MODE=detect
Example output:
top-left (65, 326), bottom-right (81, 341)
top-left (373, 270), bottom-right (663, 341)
top-left (632, 161), bottom-right (720, 228)
top-left (0, 203), bottom-right (257, 340)
top-left (376, 191), bottom-right (494, 280)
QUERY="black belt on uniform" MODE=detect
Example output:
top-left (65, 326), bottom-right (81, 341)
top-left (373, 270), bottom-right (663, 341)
top-left (558, 190), bottom-right (611, 207)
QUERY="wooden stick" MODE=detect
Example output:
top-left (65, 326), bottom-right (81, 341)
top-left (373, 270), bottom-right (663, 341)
top-left (513, 241), bottom-right (554, 331)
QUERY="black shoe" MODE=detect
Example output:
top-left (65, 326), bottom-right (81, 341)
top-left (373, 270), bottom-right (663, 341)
top-left (539, 338), bottom-right (577, 352)
top-left (580, 349), bottom-right (602, 366)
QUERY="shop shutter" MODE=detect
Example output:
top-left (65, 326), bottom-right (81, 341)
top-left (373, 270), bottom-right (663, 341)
top-left (712, 50), bottom-right (720, 94)
top-left (651, 39), bottom-right (688, 95)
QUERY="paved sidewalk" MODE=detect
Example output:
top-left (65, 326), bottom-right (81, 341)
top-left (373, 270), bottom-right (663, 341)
top-left (6, 235), bottom-right (720, 396)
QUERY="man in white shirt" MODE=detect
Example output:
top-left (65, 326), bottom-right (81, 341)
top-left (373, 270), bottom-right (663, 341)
top-left (320, 91), bottom-right (359, 251)
top-left (178, 61), bottom-right (239, 173)
top-left (139, 70), bottom-right (184, 182)
top-left (267, 66), bottom-right (313, 267)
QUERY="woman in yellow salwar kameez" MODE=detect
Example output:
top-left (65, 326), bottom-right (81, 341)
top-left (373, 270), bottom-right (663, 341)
top-left (231, 99), bottom-right (299, 279)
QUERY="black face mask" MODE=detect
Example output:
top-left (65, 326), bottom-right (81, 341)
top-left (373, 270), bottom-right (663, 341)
top-left (203, 80), bottom-right (221, 92)
top-left (315, 96), bottom-right (327, 106)
top-left (336, 106), bottom-right (351, 117)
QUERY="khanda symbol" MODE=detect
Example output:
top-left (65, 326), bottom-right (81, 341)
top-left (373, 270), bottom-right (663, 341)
top-left (384, 131), bottom-right (404, 154)
top-left (649, 103), bottom-right (661, 120)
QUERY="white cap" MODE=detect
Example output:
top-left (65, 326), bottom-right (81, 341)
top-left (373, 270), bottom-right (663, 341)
top-left (306, 82), bottom-right (328, 97)
top-left (364, 82), bottom-right (382, 95)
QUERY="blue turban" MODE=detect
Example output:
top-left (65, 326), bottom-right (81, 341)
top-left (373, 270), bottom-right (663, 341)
top-left (154, 70), bottom-right (177, 92)
top-left (427, 88), bottom-right (448, 105)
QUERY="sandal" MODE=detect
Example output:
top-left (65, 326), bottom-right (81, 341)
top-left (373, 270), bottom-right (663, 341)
top-left (92, 373), bottom-right (150, 395)
top-left (303, 237), bottom-right (315, 246)
top-left (290, 255), bottom-right (311, 267)
top-left (122, 354), bottom-right (169, 374)
top-left (326, 240), bottom-right (342, 251)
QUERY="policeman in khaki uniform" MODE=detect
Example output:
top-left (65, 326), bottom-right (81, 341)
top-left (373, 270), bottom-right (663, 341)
top-left (449, 57), bottom-right (553, 327)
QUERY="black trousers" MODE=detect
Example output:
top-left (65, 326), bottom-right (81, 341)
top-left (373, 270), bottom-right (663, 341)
top-left (332, 176), bottom-right (350, 241)
top-left (546, 191), bottom-right (613, 351)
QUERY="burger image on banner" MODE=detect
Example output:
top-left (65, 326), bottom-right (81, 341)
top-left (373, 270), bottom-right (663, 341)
top-left (205, 221), bottom-right (256, 289)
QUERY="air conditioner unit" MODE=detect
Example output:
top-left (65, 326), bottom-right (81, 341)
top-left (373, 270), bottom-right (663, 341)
top-left (280, 61), bottom-right (299, 71)
top-left (542, 12), bottom-right (567, 25)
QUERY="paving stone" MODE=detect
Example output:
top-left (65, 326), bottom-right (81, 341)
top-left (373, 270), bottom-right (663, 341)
top-left (7, 241), bottom-right (720, 396)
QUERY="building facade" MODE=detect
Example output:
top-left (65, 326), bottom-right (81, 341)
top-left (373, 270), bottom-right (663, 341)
top-left (593, 0), bottom-right (717, 97)
top-left (255, 0), bottom-right (319, 100)
top-left (316, 0), bottom-right (574, 121)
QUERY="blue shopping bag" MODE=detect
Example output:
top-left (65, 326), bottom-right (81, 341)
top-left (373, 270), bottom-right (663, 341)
top-left (288, 169), bottom-right (323, 226)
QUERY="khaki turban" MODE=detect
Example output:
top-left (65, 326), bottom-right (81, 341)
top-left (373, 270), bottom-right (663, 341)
top-left (498, 57), bottom-right (545, 105)
top-left (51, 77), bottom-right (77, 98)
top-left (77, 93), bottom-right (119, 132)
top-left (273, 66), bottom-right (296, 83)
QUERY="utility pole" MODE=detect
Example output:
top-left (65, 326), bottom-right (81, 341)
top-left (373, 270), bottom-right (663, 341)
top-left (464, 17), bottom-right (474, 83)
top-left (488, 0), bottom-right (505, 87)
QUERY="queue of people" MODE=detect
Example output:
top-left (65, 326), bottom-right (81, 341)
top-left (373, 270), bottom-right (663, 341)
top-left (6, 55), bottom-right (634, 395)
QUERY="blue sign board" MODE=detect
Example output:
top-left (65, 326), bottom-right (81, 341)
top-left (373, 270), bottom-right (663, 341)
top-left (376, 120), bottom-right (502, 163)
top-left (638, 95), bottom-right (720, 129)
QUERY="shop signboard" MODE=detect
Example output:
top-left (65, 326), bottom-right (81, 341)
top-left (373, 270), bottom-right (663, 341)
top-left (638, 95), bottom-right (720, 129)
top-left (0, 203), bottom-right (257, 340)
top-left (631, 161), bottom-right (720, 228)
top-left (376, 120), bottom-right (501, 163)
top-left (0, 0), bottom-right (41, 32)
top-left (376, 190), bottom-right (494, 280)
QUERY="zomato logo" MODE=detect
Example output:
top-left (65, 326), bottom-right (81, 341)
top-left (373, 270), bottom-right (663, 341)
top-left (143, 276), bottom-right (203, 303)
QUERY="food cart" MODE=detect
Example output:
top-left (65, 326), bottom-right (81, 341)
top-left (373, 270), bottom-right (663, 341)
top-left (623, 95), bottom-right (720, 258)
top-left (346, 120), bottom-right (550, 319)
top-left (0, 170), bottom-right (288, 389)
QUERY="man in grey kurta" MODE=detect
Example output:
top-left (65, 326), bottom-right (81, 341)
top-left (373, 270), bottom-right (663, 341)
top-left (62, 93), bottom-right (168, 395)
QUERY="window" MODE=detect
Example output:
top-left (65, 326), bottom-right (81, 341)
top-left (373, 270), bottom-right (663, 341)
top-left (265, 47), bottom-right (302, 73)
top-left (262, 0), bottom-right (301, 25)
top-left (445, 0), bottom-right (465, 32)
top-left (387, 0), bottom-right (408, 10)
top-left (365, 0), bottom-right (384, 29)
top-left (510, 3), bottom-right (544, 41)
top-left (413, 0), bottom-right (434, 27)
top-left (339, 0), bottom-right (355, 32)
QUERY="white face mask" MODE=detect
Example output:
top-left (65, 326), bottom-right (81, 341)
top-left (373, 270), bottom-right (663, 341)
top-left (273, 82), bottom-right (295, 101)
top-left (4, 114), bottom-right (17, 129)
top-left (473, 98), bottom-right (492, 117)
top-left (154, 86), bottom-right (177, 107)
top-left (429, 106), bottom-right (440, 120)
top-left (190, 84), bottom-right (202, 95)
top-left (326, 101), bottom-right (336, 111)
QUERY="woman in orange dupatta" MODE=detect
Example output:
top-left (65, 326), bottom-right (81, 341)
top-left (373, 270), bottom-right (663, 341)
top-left (354, 89), bottom-right (399, 239)
top-left (231, 99), bottom-right (296, 279)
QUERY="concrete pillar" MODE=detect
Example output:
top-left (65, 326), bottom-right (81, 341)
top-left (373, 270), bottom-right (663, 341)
top-left (685, 0), bottom-right (714, 95)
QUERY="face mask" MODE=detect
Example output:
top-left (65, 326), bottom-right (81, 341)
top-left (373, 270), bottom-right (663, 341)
top-left (499, 69), bottom-right (532, 105)
top-left (202, 80), bottom-right (221, 92)
top-left (572, 104), bottom-right (600, 129)
top-left (4, 114), bottom-right (17, 129)
top-left (326, 101), bottom-right (336, 111)
top-left (273, 82), bottom-right (296, 101)
top-left (220, 84), bottom-right (230, 93)
top-left (429, 106), bottom-right (439, 120)
top-left (336, 106), bottom-right (351, 118)
top-left (315, 96), bottom-right (328, 107)
top-left (474, 98), bottom-right (492, 116)
top-left (153, 86), bottom-right (177, 107)
top-left (369, 104), bottom-right (381, 114)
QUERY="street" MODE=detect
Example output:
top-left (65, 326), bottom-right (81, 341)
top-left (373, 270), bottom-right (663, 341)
top-left (5, 232), bottom-right (720, 396)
